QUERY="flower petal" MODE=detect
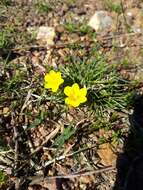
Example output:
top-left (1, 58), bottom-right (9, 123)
top-left (56, 72), bottom-right (62, 78)
top-left (80, 88), bottom-right (87, 97)
top-left (79, 96), bottom-right (87, 103)
top-left (51, 86), bottom-right (59, 92)
top-left (44, 70), bottom-right (64, 91)
top-left (59, 78), bottom-right (64, 85)
top-left (65, 97), bottom-right (70, 104)
top-left (49, 70), bottom-right (55, 75)
top-left (65, 97), bottom-right (80, 107)
top-left (64, 86), bottom-right (72, 96)
top-left (44, 82), bottom-right (51, 89)
top-left (44, 74), bottom-right (51, 82)
top-left (71, 101), bottom-right (80, 107)
top-left (72, 83), bottom-right (80, 92)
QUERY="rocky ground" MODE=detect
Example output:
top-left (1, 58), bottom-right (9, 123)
top-left (1, 0), bottom-right (143, 190)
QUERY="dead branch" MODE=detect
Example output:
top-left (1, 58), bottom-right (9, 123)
top-left (29, 165), bottom-right (115, 185)
top-left (44, 145), bottom-right (97, 167)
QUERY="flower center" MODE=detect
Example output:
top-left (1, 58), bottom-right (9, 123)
top-left (70, 93), bottom-right (79, 101)
top-left (50, 79), bottom-right (58, 85)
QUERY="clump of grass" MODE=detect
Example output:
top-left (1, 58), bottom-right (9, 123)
top-left (1, 65), bottom-right (27, 94)
top-left (64, 22), bottom-right (94, 36)
top-left (65, 0), bottom-right (76, 5)
top-left (0, 20), bottom-right (35, 53)
top-left (0, 0), bottom-right (11, 6)
top-left (0, 171), bottom-right (8, 187)
top-left (64, 22), bottom-right (80, 33)
top-left (43, 40), bottom-right (135, 126)
top-left (0, 31), bottom-right (13, 49)
top-left (35, 0), bottom-right (53, 13)
top-left (103, 0), bottom-right (122, 14)
top-left (0, 57), bottom-right (32, 109)
top-left (0, 26), bottom-right (18, 50)
top-left (60, 53), bottom-right (133, 117)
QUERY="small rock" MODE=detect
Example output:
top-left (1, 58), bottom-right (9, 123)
top-left (127, 12), bottom-right (133, 17)
top-left (3, 107), bottom-right (9, 115)
top-left (70, 33), bottom-right (79, 42)
top-left (36, 26), bottom-right (55, 46)
top-left (55, 25), bottom-right (65, 33)
top-left (88, 11), bottom-right (113, 31)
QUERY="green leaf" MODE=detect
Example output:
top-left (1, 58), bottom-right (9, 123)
top-left (54, 125), bottom-right (76, 147)
top-left (27, 110), bottom-right (48, 130)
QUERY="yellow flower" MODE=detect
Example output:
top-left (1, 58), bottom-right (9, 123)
top-left (44, 70), bottom-right (64, 92)
top-left (64, 83), bottom-right (87, 107)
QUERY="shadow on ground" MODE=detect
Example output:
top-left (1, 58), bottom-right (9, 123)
top-left (113, 95), bottom-right (143, 190)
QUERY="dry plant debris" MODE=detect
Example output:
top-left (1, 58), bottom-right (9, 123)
top-left (0, 0), bottom-right (143, 189)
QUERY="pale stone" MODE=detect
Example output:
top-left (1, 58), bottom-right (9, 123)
top-left (36, 26), bottom-right (55, 45)
top-left (88, 11), bottom-right (113, 31)
top-left (3, 107), bottom-right (9, 114)
top-left (127, 12), bottom-right (133, 17)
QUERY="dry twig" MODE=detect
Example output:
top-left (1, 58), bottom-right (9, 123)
top-left (44, 145), bottom-right (97, 167)
top-left (29, 165), bottom-right (115, 185)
